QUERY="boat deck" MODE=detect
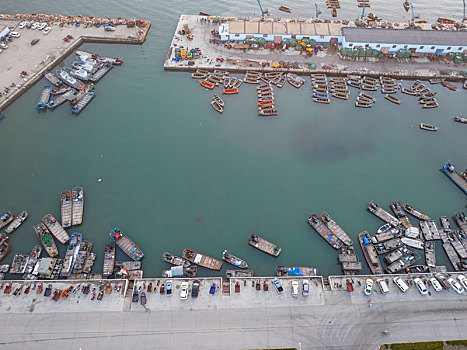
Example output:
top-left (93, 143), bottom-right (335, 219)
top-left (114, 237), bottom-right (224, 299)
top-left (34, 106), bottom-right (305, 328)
top-left (443, 242), bottom-right (461, 271)
top-left (110, 228), bottom-right (144, 261)
top-left (90, 64), bottom-right (113, 82)
top-left (308, 215), bottom-right (342, 249)
top-left (419, 221), bottom-right (432, 240)
top-left (42, 214), bottom-right (70, 244)
top-left (103, 244), bottom-right (116, 277)
top-left (425, 241), bottom-right (436, 268)
top-left (182, 249), bottom-right (223, 270)
top-left (72, 187), bottom-right (84, 226)
top-left (427, 221), bottom-right (441, 240)
top-left (321, 212), bottom-right (353, 246)
top-left (61, 190), bottom-right (72, 228)
top-left (375, 238), bottom-right (403, 255)
top-left (72, 91), bottom-right (94, 114)
top-left (359, 231), bottom-right (383, 274)
top-left (248, 234), bottom-right (281, 256)
top-left (386, 253), bottom-right (417, 274)
top-left (385, 246), bottom-right (410, 264)
top-left (367, 201), bottom-right (398, 226)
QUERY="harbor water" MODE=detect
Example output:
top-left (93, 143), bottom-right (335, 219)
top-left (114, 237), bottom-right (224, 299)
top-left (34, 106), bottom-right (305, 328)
top-left (0, 0), bottom-right (466, 277)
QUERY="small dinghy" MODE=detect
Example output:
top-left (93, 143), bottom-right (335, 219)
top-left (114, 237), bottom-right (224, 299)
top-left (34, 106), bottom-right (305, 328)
top-left (211, 100), bottom-right (223, 113)
top-left (420, 123), bottom-right (438, 132)
top-left (213, 95), bottom-right (224, 107)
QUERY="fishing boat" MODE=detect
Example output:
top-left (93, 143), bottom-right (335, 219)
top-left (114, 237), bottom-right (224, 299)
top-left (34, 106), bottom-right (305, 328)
top-left (401, 237), bottom-right (424, 250)
top-left (25, 245), bottom-right (42, 274)
top-left (71, 90), bottom-right (95, 114)
top-left (182, 249), bottom-right (222, 270)
top-left (163, 265), bottom-right (197, 278)
top-left (456, 210), bottom-right (467, 230)
top-left (275, 266), bottom-right (318, 277)
top-left (71, 186), bottom-right (84, 225)
top-left (222, 250), bottom-right (248, 268)
top-left (425, 241), bottom-right (436, 268)
top-left (109, 227), bottom-right (144, 261)
top-left (358, 231), bottom-right (383, 274)
top-left (401, 87), bottom-right (417, 96)
top-left (42, 214), bottom-right (70, 244)
top-left (223, 88), bottom-right (239, 95)
top-left (258, 108), bottom-right (278, 116)
top-left (0, 241), bottom-right (9, 262)
top-left (441, 162), bottom-right (467, 195)
top-left (60, 190), bottom-right (72, 228)
top-left (278, 5), bottom-right (291, 12)
top-left (69, 68), bottom-right (91, 81)
top-left (441, 80), bottom-right (457, 91)
top-left (390, 201), bottom-right (412, 228)
top-left (56, 69), bottom-right (84, 89)
top-left (385, 252), bottom-right (417, 274)
top-left (47, 90), bottom-right (75, 109)
top-left (385, 246), bottom-right (412, 265)
top-left (4, 211), bottom-right (28, 234)
top-left (355, 100), bottom-right (372, 108)
top-left (200, 80), bottom-right (214, 89)
top-left (420, 123), bottom-right (438, 131)
top-left (367, 201), bottom-right (399, 226)
top-left (248, 233), bottom-right (281, 256)
top-left (75, 49), bottom-right (123, 65)
top-left (403, 204), bottom-right (431, 221)
top-left (307, 214), bottom-right (342, 249)
top-left (0, 211), bottom-right (14, 229)
top-left (320, 212), bottom-right (353, 246)
top-left (213, 95), bottom-right (224, 108)
top-left (384, 94), bottom-right (400, 104)
top-left (210, 100), bottom-right (223, 113)
top-left (313, 97), bottom-right (330, 104)
top-left (331, 92), bottom-right (349, 100)
top-left (162, 252), bottom-right (190, 267)
top-left (89, 63), bottom-right (112, 82)
top-left (35, 85), bottom-right (53, 110)
top-left (423, 101), bottom-right (439, 108)
top-left (377, 223), bottom-right (392, 234)
top-left (454, 116), bottom-right (467, 124)
top-left (226, 270), bottom-right (254, 278)
top-left (44, 71), bottom-right (62, 87)
top-left (61, 232), bottom-right (82, 277)
top-left (34, 223), bottom-right (59, 257)
top-left (72, 60), bottom-right (97, 73)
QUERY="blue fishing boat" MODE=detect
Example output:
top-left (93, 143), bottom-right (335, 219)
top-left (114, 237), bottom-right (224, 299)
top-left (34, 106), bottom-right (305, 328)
top-left (312, 92), bottom-right (330, 98)
top-left (132, 289), bottom-right (139, 302)
top-left (35, 85), bottom-right (52, 109)
top-left (442, 162), bottom-right (467, 195)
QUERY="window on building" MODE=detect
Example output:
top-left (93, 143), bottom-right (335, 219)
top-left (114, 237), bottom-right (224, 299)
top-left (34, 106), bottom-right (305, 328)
top-left (365, 44), bottom-right (369, 48)
top-left (320, 35), bottom-right (324, 39)
top-left (348, 43), bottom-right (353, 47)
top-left (263, 34), bottom-right (267, 38)
top-left (419, 46), bottom-right (424, 49)
top-left (291, 35), bottom-right (296, 39)
top-left (447, 46), bottom-right (451, 50)
top-left (431, 46), bottom-right (435, 49)
top-left (459, 47), bottom-right (463, 50)
top-left (376, 44), bottom-right (380, 48)
top-left (392, 45), bottom-right (397, 48)
top-left (235, 34), bottom-right (239, 37)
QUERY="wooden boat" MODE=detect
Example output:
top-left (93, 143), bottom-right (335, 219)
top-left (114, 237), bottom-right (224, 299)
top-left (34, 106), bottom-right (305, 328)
top-left (102, 244), bottom-right (115, 277)
top-left (192, 72), bottom-right (208, 79)
top-left (42, 214), bottom-right (69, 244)
top-left (0, 211), bottom-right (14, 229)
top-left (44, 71), bottom-right (62, 86)
top-left (358, 231), bottom-right (383, 274)
top-left (429, 79), bottom-right (442, 84)
top-left (213, 95), bottom-right (224, 108)
top-left (390, 201), bottom-right (412, 228)
top-left (307, 214), bottom-right (342, 249)
top-left (441, 80), bottom-right (457, 91)
top-left (48, 90), bottom-right (75, 109)
top-left (456, 210), bottom-right (467, 230)
top-left (278, 5), bottom-right (291, 12)
top-left (384, 94), bottom-right (400, 104)
top-left (401, 87), bottom-right (417, 95)
top-left (441, 162), bottom-right (467, 195)
top-left (258, 100), bottom-right (274, 107)
top-left (403, 0), bottom-right (410, 11)
top-left (355, 100), bottom-right (372, 108)
top-left (367, 201), bottom-right (399, 226)
top-left (332, 92), bottom-right (349, 100)
top-left (248, 233), bottom-right (281, 256)
top-left (385, 252), bottom-right (417, 274)
top-left (423, 101), bottom-right (439, 109)
top-left (313, 97), bottom-right (330, 104)
top-left (162, 252), bottom-right (190, 267)
top-left (401, 237), bottom-right (424, 250)
top-left (182, 249), bottom-right (223, 270)
top-left (425, 241), bottom-right (436, 268)
top-left (200, 80), bottom-right (215, 89)
top-left (403, 204), bottom-right (430, 221)
top-left (72, 186), bottom-right (84, 226)
top-left (385, 246), bottom-right (411, 264)
top-left (226, 270), bottom-right (254, 278)
top-left (90, 63), bottom-right (113, 82)
top-left (320, 212), bottom-right (353, 246)
top-left (58, 192), bottom-right (72, 231)
top-left (258, 108), bottom-right (278, 116)
top-left (211, 100), bottom-right (223, 113)
top-left (420, 123), bottom-right (438, 131)
top-left (4, 211), bottom-right (28, 234)
top-left (275, 265), bottom-right (318, 277)
top-left (72, 90), bottom-right (95, 114)
top-left (0, 241), bottom-right (9, 262)
top-left (35, 85), bottom-right (53, 110)
top-left (60, 232), bottom-right (82, 277)
top-left (223, 88), bottom-right (239, 95)
top-left (453, 116), bottom-right (467, 124)
top-left (222, 250), bottom-right (248, 268)
top-left (34, 223), bottom-right (58, 257)
top-left (75, 49), bottom-right (123, 65)
top-left (331, 7), bottom-right (337, 17)
top-left (110, 227), bottom-right (144, 261)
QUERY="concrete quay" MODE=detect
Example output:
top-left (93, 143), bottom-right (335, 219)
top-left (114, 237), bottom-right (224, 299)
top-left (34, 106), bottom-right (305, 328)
top-left (0, 274), bottom-right (466, 349)
top-left (0, 14), bottom-right (150, 111)
top-left (164, 15), bottom-right (466, 81)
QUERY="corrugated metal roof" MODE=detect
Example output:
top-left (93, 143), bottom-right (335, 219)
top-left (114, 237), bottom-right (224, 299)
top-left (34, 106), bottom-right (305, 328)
top-left (343, 27), bottom-right (467, 46)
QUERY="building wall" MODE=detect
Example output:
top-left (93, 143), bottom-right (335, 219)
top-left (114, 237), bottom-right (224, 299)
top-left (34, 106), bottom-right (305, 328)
top-left (342, 38), bottom-right (466, 54)
top-left (220, 31), bottom-right (343, 44)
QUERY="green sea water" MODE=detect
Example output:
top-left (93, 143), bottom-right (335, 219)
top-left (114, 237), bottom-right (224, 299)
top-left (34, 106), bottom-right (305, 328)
top-left (1, 0), bottom-right (466, 277)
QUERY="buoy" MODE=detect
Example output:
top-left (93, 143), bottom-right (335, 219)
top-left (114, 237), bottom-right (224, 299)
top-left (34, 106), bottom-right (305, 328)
top-left (197, 217), bottom-right (200, 221)
top-left (121, 163), bottom-right (124, 165)
top-left (98, 178), bottom-right (102, 182)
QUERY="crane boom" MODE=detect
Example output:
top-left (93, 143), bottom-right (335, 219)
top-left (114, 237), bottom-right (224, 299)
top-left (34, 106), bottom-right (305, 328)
top-left (256, 0), bottom-right (268, 16)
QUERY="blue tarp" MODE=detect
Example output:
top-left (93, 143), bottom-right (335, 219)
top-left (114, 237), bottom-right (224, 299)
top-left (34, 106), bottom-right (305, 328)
top-left (287, 267), bottom-right (303, 276)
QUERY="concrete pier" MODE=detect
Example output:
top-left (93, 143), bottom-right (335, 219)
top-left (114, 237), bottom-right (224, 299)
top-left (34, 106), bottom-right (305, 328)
top-left (164, 15), bottom-right (466, 81)
top-left (0, 14), bottom-right (150, 111)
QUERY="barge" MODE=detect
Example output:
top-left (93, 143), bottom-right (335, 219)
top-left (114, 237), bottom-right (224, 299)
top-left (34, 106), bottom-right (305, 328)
top-left (109, 227), bottom-right (144, 261)
top-left (307, 214), bottom-right (342, 249)
top-left (71, 186), bottom-right (84, 225)
top-left (34, 223), bottom-right (58, 257)
top-left (60, 190), bottom-right (73, 228)
top-left (367, 201), bottom-right (399, 226)
top-left (42, 214), bottom-right (70, 244)
top-left (359, 231), bottom-right (383, 274)
top-left (162, 252), bottom-right (191, 267)
top-left (35, 85), bottom-right (52, 110)
top-left (182, 249), bottom-right (222, 270)
top-left (226, 270), bottom-right (254, 278)
top-left (442, 242), bottom-right (462, 271)
top-left (43, 71), bottom-right (62, 86)
top-left (4, 211), bottom-right (28, 234)
top-left (222, 250), bottom-right (248, 268)
top-left (425, 241), bottom-right (436, 268)
top-left (72, 90), bottom-right (95, 114)
top-left (248, 234), bottom-right (281, 256)
top-left (275, 266), bottom-right (318, 277)
top-left (375, 237), bottom-right (404, 255)
top-left (338, 246), bottom-right (362, 274)
top-left (403, 204), bottom-right (431, 221)
top-left (390, 201), bottom-right (412, 228)
top-left (320, 212), bottom-right (353, 246)
top-left (48, 90), bottom-right (75, 109)
top-left (60, 232), bottom-right (82, 277)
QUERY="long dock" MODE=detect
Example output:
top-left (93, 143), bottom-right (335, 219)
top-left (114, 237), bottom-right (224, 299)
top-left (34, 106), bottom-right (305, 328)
top-left (0, 13), bottom-right (150, 112)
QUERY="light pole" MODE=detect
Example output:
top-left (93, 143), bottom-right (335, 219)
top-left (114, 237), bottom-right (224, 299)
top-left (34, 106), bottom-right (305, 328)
top-left (361, 0), bottom-right (366, 19)
top-left (463, 0), bottom-right (466, 23)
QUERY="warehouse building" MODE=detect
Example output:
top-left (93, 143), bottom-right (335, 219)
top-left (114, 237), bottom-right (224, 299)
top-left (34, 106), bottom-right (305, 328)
top-left (218, 20), bottom-right (343, 44)
top-left (342, 27), bottom-right (467, 55)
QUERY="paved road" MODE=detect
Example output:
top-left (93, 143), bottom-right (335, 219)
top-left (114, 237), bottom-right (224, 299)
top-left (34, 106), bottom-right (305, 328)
top-left (1, 294), bottom-right (466, 349)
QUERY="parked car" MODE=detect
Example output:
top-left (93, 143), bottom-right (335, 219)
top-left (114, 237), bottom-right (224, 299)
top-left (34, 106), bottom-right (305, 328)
top-left (291, 281), bottom-right (299, 297)
top-left (364, 279), bottom-right (373, 296)
top-left (209, 283), bottom-right (216, 295)
top-left (37, 23), bottom-right (47, 30)
top-left (10, 32), bottom-right (20, 38)
top-left (18, 21), bottom-right (27, 29)
top-left (376, 279), bottom-right (389, 294)
top-left (414, 278), bottom-right (428, 295)
top-left (458, 275), bottom-right (467, 290)
top-left (166, 280), bottom-right (172, 296)
top-left (31, 23), bottom-right (38, 30)
top-left (43, 27), bottom-right (51, 35)
top-left (271, 278), bottom-right (283, 294)
top-left (180, 282), bottom-right (189, 300)
top-left (430, 278), bottom-right (443, 292)
top-left (393, 277), bottom-right (409, 292)
top-left (302, 279), bottom-right (309, 297)
top-left (0, 43), bottom-right (8, 49)
top-left (448, 278), bottom-right (464, 294)
top-left (31, 39), bottom-right (40, 45)
top-left (435, 273), bottom-right (449, 290)
top-left (191, 280), bottom-right (200, 298)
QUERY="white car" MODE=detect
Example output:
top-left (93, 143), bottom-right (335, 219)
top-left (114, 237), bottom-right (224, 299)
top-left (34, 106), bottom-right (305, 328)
top-left (414, 278), bottom-right (428, 295)
top-left (180, 282), bottom-right (189, 300)
top-left (430, 278), bottom-right (442, 292)
top-left (18, 21), bottom-right (27, 29)
top-left (448, 278), bottom-right (464, 294)
top-left (458, 275), bottom-right (467, 290)
top-left (291, 281), bottom-right (299, 297)
top-left (37, 23), bottom-right (47, 30)
top-left (302, 279), bottom-right (309, 297)
top-left (364, 279), bottom-right (373, 296)
top-left (393, 277), bottom-right (409, 292)
top-left (43, 27), bottom-right (51, 35)
top-left (31, 23), bottom-right (38, 30)
top-left (10, 32), bottom-right (20, 38)
top-left (0, 43), bottom-right (8, 49)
